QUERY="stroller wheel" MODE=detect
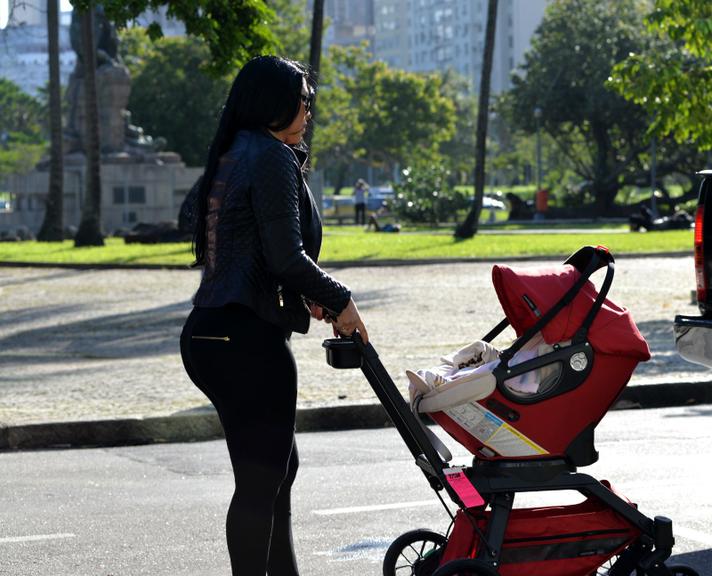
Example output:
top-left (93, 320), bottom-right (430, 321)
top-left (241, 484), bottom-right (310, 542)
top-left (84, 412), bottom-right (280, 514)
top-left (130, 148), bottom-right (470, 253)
top-left (666, 566), bottom-right (699, 576)
top-left (432, 558), bottom-right (500, 576)
top-left (383, 528), bottom-right (447, 576)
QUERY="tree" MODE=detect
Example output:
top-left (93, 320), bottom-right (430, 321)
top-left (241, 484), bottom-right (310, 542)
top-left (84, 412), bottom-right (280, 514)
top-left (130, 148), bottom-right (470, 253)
top-left (437, 71), bottom-right (478, 186)
top-left (303, 0), bottom-right (324, 165)
top-left (0, 79), bottom-right (46, 178)
top-left (455, 0), bottom-right (498, 239)
top-left (265, 0), bottom-right (310, 62)
top-left (74, 6), bottom-right (104, 247)
top-left (505, 0), bottom-right (658, 216)
top-left (609, 0), bottom-right (712, 150)
top-left (121, 30), bottom-right (233, 167)
top-left (313, 45), bottom-right (456, 192)
top-left (38, 0), bottom-right (65, 241)
top-left (72, 0), bottom-right (277, 75)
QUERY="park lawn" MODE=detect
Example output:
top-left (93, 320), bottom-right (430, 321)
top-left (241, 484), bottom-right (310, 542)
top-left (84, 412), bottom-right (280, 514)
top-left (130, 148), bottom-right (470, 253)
top-left (0, 228), bottom-right (693, 266)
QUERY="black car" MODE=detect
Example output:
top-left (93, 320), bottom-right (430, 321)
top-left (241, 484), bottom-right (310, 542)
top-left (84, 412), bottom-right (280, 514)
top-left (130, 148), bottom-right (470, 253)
top-left (674, 170), bottom-right (712, 366)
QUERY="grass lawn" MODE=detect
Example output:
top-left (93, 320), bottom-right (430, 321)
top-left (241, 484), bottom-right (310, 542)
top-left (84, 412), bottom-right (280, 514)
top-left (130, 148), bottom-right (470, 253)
top-left (0, 227), bottom-right (693, 267)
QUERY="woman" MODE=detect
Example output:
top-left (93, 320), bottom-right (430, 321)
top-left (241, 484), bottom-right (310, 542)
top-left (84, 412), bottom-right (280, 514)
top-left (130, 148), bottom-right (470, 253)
top-left (180, 55), bottom-right (367, 576)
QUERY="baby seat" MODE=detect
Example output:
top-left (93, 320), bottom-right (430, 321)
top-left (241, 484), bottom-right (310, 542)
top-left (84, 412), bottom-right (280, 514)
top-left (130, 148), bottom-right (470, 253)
top-left (408, 246), bottom-right (650, 466)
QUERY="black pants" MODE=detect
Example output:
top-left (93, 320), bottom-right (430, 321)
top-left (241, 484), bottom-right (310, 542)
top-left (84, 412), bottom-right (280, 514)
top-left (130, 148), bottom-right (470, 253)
top-left (355, 202), bottom-right (366, 225)
top-left (180, 304), bottom-right (299, 576)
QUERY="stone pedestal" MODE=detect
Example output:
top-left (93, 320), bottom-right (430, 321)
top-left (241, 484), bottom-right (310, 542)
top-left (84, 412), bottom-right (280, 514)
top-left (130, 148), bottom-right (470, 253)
top-left (64, 63), bottom-right (131, 154)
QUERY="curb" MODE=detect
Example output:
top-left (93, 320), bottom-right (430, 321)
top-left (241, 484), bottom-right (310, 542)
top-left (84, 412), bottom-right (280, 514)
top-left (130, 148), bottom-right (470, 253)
top-left (1, 381), bottom-right (711, 451)
top-left (0, 251), bottom-right (691, 272)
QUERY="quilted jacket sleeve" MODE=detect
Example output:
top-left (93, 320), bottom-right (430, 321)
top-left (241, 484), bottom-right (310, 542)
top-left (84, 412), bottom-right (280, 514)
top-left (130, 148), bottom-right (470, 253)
top-left (251, 141), bottom-right (351, 315)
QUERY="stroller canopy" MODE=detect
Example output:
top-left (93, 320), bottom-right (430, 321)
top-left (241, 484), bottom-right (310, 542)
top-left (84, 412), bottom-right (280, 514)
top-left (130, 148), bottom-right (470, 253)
top-left (492, 263), bottom-right (650, 361)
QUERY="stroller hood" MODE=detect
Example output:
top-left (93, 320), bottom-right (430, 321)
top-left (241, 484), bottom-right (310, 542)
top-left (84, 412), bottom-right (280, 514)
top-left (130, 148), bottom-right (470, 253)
top-left (492, 263), bottom-right (650, 361)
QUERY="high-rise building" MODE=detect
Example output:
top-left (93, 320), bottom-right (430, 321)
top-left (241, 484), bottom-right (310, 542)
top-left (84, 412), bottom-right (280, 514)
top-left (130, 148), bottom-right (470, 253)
top-left (0, 2), bottom-right (184, 96)
top-left (310, 0), bottom-right (375, 50)
top-left (0, 11), bottom-right (76, 96)
top-left (373, 0), bottom-right (550, 93)
top-left (8, 0), bottom-right (47, 27)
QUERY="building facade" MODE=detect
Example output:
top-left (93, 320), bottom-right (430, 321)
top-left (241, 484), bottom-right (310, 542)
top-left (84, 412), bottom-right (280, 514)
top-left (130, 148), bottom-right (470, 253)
top-left (373, 0), bottom-right (550, 93)
top-left (1, 158), bottom-right (202, 235)
top-left (0, 20), bottom-right (76, 96)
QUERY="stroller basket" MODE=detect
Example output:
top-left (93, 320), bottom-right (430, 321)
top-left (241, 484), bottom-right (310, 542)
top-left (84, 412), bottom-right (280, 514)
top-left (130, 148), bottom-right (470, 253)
top-left (441, 490), bottom-right (640, 576)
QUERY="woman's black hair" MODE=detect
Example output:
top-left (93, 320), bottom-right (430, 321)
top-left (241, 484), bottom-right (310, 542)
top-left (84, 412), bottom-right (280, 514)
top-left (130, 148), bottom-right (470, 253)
top-left (192, 55), bottom-right (311, 266)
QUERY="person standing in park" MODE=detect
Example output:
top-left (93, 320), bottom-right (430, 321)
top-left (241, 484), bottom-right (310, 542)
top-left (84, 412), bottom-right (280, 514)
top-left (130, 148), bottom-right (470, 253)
top-left (353, 178), bottom-right (368, 225)
top-left (179, 55), bottom-right (368, 576)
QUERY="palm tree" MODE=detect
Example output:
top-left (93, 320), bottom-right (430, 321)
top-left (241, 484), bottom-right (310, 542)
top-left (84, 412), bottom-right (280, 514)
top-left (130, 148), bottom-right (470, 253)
top-left (74, 6), bottom-right (104, 247)
top-left (37, 0), bottom-right (64, 242)
top-left (455, 0), bottom-right (498, 239)
top-left (304, 0), bottom-right (324, 157)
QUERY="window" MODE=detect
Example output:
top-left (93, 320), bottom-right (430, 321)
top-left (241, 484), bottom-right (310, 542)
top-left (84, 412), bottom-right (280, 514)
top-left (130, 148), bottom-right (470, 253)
top-left (128, 186), bottom-right (146, 204)
top-left (113, 186), bottom-right (125, 204)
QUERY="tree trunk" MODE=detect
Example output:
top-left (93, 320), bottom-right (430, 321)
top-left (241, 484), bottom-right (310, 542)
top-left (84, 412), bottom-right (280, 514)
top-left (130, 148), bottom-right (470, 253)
top-left (37, 0), bottom-right (64, 242)
top-left (304, 0), bottom-right (324, 161)
top-left (75, 7), bottom-right (104, 247)
top-left (592, 122), bottom-right (613, 217)
top-left (455, 0), bottom-right (498, 239)
top-left (333, 162), bottom-right (348, 196)
top-left (303, 0), bottom-right (325, 218)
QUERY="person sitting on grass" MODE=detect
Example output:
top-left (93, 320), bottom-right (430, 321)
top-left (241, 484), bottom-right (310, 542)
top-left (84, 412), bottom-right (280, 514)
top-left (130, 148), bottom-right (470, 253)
top-left (367, 200), bottom-right (401, 233)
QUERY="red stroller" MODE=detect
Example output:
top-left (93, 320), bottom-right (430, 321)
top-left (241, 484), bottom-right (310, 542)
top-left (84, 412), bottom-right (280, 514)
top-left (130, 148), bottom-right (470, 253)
top-left (323, 246), bottom-right (698, 576)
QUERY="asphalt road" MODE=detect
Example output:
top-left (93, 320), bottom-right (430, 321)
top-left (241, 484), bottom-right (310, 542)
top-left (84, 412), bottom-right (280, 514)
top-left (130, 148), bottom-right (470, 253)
top-left (0, 405), bottom-right (710, 576)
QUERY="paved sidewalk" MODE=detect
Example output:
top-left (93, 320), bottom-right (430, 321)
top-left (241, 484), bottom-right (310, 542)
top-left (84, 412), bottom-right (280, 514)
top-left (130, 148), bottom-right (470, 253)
top-left (1, 254), bottom-right (710, 449)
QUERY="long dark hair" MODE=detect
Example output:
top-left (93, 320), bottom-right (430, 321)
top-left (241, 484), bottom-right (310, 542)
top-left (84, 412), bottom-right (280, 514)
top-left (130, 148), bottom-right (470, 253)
top-left (192, 55), bottom-right (310, 266)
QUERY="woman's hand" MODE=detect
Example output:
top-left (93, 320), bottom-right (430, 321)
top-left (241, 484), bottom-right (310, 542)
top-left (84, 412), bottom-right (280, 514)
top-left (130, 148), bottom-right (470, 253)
top-left (332, 298), bottom-right (369, 344)
top-left (309, 303), bottom-right (325, 321)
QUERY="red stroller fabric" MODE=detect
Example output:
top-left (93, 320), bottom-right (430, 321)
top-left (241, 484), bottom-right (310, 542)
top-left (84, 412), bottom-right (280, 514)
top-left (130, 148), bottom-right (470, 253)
top-left (492, 263), bottom-right (650, 361)
top-left (422, 257), bottom-right (651, 462)
top-left (439, 485), bottom-right (641, 575)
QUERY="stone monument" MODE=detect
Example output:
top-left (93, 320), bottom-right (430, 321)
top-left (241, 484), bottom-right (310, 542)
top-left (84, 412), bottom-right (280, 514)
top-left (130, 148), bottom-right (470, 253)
top-left (64, 6), bottom-right (166, 157)
top-left (1, 7), bottom-right (201, 236)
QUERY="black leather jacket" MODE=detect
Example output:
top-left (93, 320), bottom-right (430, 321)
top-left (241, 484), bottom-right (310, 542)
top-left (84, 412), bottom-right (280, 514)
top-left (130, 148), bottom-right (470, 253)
top-left (192, 129), bottom-right (351, 334)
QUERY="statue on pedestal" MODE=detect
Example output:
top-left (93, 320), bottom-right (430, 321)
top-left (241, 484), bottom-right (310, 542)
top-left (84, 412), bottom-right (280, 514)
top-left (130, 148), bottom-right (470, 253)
top-left (64, 6), bottom-right (165, 159)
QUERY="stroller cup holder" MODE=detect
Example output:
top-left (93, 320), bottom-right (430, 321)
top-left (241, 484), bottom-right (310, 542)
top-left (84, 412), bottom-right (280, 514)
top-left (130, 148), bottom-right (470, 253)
top-left (323, 337), bottom-right (362, 369)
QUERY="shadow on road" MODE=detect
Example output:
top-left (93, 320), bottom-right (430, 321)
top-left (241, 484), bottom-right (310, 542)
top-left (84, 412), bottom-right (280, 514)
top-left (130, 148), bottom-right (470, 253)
top-left (669, 548), bottom-right (712, 574)
top-left (0, 301), bottom-right (191, 359)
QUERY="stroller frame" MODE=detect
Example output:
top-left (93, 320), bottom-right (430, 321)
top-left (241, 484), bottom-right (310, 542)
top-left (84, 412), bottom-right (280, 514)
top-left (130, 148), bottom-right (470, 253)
top-left (323, 247), bottom-right (687, 576)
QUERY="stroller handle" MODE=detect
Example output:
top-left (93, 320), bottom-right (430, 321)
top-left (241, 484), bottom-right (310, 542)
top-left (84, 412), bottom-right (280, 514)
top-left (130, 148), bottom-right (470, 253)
top-left (324, 333), bottom-right (463, 502)
top-left (564, 245), bottom-right (615, 274)
top-left (496, 245), bottom-right (616, 365)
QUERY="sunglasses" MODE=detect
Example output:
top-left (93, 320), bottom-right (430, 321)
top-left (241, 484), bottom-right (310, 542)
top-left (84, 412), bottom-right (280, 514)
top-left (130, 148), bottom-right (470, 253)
top-left (301, 91), bottom-right (314, 113)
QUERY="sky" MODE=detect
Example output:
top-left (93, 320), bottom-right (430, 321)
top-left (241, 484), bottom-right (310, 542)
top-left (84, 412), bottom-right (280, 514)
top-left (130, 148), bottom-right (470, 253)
top-left (0, 0), bottom-right (73, 29)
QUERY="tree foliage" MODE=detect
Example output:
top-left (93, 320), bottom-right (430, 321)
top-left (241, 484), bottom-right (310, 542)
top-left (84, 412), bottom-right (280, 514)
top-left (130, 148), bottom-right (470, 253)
top-left (0, 79), bottom-right (46, 178)
top-left (505, 0), bottom-right (656, 215)
top-left (392, 161), bottom-right (469, 224)
top-left (609, 0), bottom-right (712, 149)
top-left (71, 0), bottom-right (277, 75)
top-left (120, 29), bottom-right (233, 167)
top-left (313, 45), bottom-right (456, 187)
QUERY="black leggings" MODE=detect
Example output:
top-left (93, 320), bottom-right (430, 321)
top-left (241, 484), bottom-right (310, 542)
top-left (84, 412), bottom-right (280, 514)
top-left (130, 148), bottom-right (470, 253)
top-left (180, 304), bottom-right (299, 576)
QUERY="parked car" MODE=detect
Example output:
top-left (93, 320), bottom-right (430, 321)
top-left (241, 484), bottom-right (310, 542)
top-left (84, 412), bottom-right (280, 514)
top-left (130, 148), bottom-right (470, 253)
top-left (674, 170), bottom-right (712, 367)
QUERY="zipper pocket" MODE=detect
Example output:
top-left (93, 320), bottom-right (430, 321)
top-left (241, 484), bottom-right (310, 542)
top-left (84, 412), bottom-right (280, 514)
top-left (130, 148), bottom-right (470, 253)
top-left (191, 335), bottom-right (231, 342)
